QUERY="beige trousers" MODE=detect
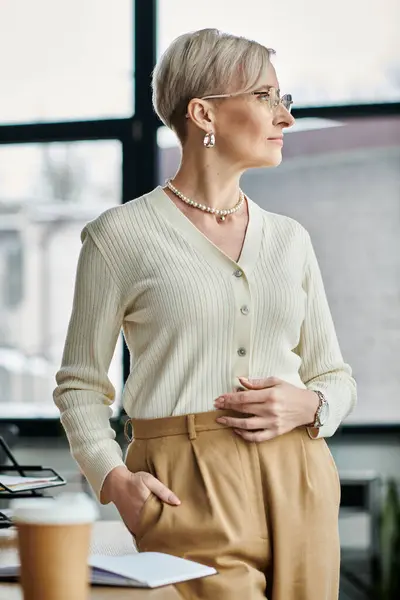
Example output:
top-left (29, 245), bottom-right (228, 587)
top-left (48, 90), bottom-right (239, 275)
top-left (125, 409), bottom-right (341, 600)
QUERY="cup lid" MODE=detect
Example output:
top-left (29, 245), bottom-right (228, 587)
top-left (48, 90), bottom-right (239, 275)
top-left (11, 493), bottom-right (99, 525)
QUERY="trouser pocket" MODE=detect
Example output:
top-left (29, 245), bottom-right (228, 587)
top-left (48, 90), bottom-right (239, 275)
top-left (125, 439), bottom-right (162, 542)
top-left (134, 492), bottom-right (161, 540)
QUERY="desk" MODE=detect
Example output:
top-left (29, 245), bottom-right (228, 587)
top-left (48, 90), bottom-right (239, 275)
top-left (0, 584), bottom-right (181, 599)
top-left (0, 521), bottom-right (181, 600)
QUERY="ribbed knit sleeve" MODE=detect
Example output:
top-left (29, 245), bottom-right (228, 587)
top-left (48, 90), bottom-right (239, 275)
top-left (298, 232), bottom-right (357, 438)
top-left (53, 227), bottom-right (126, 502)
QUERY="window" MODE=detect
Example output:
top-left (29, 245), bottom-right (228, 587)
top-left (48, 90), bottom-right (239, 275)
top-left (0, 231), bottom-right (23, 309)
top-left (157, 3), bottom-right (400, 425)
top-left (158, 115), bottom-right (400, 425)
top-left (158, 0), bottom-right (400, 107)
top-left (0, 0), bottom-right (134, 123)
top-left (0, 141), bottom-right (123, 418)
top-left (242, 116), bottom-right (400, 426)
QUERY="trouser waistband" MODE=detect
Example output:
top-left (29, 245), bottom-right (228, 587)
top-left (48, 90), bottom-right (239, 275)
top-left (124, 409), bottom-right (249, 442)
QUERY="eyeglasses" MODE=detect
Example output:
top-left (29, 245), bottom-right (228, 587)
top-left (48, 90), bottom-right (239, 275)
top-left (200, 87), bottom-right (293, 113)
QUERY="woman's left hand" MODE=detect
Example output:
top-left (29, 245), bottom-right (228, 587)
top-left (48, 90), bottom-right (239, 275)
top-left (214, 377), bottom-right (319, 442)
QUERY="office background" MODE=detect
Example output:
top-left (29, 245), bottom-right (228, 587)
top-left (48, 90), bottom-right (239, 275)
top-left (0, 1), bottom-right (399, 597)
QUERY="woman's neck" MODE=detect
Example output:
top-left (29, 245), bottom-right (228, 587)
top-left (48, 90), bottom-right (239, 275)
top-left (168, 156), bottom-right (243, 211)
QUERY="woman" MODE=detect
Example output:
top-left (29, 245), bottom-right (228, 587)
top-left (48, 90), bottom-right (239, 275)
top-left (54, 28), bottom-right (356, 600)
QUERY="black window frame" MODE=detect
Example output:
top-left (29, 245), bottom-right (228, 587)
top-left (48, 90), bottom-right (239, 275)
top-left (0, 0), bottom-right (399, 437)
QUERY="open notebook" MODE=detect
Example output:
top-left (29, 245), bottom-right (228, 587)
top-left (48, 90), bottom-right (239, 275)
top-left (89, 553), bottom-right (217, 587)
top-left (0, 552), bottom-right (217, 588)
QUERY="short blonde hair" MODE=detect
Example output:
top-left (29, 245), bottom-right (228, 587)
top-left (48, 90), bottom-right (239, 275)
top-left (152, 28), bottom-right (275, 142)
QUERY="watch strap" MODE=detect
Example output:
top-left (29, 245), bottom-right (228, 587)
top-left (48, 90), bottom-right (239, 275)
top-left (312, 390), bottom-right (327, 428)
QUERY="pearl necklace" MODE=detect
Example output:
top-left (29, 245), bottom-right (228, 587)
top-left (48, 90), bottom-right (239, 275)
top-left (166, 180), bottom-right (244, 222)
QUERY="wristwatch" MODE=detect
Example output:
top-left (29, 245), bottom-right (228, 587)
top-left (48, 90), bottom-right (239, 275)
top-left (311, 391), bottom-right (329, 428)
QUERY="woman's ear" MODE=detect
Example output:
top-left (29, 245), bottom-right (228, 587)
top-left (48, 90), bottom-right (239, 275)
top-left (187, 98), bottom-right (214, 131)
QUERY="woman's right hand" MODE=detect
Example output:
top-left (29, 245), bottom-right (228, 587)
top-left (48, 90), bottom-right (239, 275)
top-left (101, 466), bottom-right (181, 535)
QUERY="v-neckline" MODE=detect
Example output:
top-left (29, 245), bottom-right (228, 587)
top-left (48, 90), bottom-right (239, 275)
top-left (146, 186), bottom-right (264, 276)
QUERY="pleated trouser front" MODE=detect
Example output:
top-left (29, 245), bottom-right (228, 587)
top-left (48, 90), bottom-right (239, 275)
top-left (125, 409), bottom-right (341, 600)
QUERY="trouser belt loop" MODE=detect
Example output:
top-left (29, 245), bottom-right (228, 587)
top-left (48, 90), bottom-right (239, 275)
top-left (124, 418), bottom-right (133, 442)
top-left (187, 414), bottom-right (197, 440)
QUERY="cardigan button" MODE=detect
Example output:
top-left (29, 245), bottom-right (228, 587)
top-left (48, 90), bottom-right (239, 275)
top-left (237, 347), bottom-right (247, 357)
top-left (233, 269), bottom-right (243, 278)
top-left (240, 305), bottom-right (250, 315)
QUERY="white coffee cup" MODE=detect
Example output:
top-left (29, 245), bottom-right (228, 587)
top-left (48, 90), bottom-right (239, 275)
top-left (12, 493), bottom-right (98, 600)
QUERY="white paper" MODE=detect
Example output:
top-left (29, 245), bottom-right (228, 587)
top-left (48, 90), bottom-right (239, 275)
top-left (0, 475), bottom-right (58, 492)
